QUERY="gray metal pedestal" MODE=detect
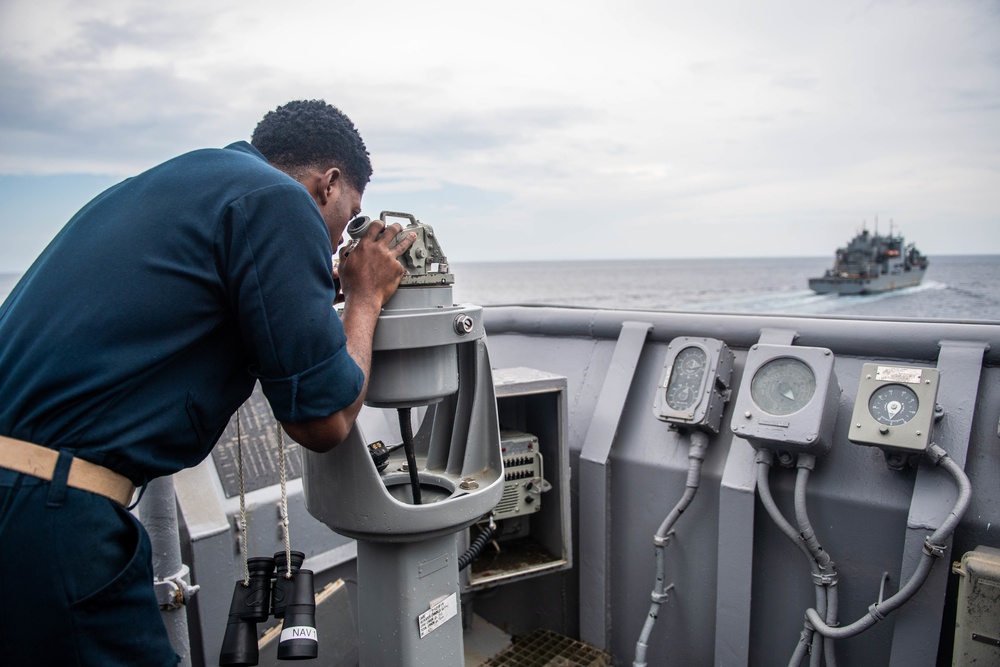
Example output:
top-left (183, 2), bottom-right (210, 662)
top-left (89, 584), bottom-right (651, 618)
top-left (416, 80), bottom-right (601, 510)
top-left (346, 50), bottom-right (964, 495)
top-left (357, 534), bottom-right (463, 665)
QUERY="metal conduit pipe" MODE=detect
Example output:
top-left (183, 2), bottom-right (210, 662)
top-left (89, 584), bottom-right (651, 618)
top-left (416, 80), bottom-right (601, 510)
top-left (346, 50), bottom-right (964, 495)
top-left (756, 451), bottom-right (815, 565)
top-left (633, 431), bottom-right (709, 667)
top-left (141, 475), bottom-right (196, 667)
top-left (754, 451), bottom-right (828, 667)
top-left (806, 444), bottom-right (972, 639)
top-left (788, 633), bottom-right (811, 667)
top-left (794, 455), bottom-right (839, 667)
top-left (824, 584), bottom-right (839, 667)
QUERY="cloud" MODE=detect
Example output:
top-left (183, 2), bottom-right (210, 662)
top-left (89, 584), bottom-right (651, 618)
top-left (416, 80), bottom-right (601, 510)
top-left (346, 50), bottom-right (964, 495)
top-left (0, 0), bottom-right (998, 269)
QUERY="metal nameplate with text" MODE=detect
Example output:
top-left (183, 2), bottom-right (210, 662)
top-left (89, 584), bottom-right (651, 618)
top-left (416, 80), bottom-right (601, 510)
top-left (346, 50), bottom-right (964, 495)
top-left (875, 366), bottom-right (924, 384)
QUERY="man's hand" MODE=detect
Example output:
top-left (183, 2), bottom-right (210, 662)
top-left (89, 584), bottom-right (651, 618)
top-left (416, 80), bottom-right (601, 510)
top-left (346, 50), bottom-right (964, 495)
top-left (338, 220), bottom-right (417, 308)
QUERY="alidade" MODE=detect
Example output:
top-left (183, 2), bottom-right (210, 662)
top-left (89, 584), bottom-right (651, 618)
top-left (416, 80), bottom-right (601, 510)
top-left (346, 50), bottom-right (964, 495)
top-left (848, 363), bottom-right (940, 454)
top-left (730, 344), bottom-right (840, 456)
top-left (304, 211), bottom-right (504, 667)
top-left (347, 211), bottom-right (452, 287)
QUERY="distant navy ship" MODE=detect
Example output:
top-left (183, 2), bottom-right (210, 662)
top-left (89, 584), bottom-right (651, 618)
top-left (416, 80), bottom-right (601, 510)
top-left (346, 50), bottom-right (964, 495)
top-left (809, 225), bottom-right (929, 295)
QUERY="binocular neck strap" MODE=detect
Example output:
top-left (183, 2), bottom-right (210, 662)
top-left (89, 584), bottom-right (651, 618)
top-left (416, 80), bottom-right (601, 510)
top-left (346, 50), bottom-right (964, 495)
top-left (234, 408), bottom-right (295, 588)
top-left (277, 426), bottom-right (292, 580)
top-left (236, 411), bottom-right (250, 587)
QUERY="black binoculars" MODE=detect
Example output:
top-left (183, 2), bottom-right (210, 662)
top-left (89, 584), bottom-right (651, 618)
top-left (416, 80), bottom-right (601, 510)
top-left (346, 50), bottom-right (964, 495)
top-left (219, 551), bottom-right (317, 666)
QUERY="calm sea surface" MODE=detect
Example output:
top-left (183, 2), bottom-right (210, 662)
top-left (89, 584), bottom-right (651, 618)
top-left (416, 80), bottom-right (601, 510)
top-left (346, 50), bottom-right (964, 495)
top-left (450, 255), bottom-right (1000, 321)
top-left (2, 255), bottom-right (998, 321)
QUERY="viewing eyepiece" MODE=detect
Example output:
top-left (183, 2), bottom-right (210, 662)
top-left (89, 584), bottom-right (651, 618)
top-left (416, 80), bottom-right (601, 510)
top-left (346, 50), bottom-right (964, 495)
top-left (346, 215), bottom-right (373, 240)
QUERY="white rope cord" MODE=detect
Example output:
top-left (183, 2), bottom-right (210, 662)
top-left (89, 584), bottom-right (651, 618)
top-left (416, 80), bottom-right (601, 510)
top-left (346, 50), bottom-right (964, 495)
top-left (236, 409), bottom-right (250, 587)
top-left (277, 424), bottom-right (292, 579)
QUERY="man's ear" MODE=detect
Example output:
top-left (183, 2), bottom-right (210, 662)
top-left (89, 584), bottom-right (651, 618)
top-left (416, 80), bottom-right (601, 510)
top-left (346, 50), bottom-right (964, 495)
top-left (320, 167), bottom-right (342, 206)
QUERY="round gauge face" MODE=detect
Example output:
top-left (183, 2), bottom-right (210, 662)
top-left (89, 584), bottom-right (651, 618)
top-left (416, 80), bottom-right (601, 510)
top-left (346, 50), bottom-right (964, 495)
top-left (868, 383), bottom-right (919, 426)
top-left (750, 357), bottom-right (816, 416)
top-left (665, 346), bottom-right (708, 411)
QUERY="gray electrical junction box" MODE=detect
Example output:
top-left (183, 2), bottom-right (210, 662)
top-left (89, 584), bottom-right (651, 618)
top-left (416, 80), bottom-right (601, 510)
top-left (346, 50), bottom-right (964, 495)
top-left (730, 343), bottom-right (840, 456)
top-left (653, 336), bottom-right (734, 433)
top-left (463, 367), bottom-right (572, 592)
top-left (848, 363), bottom-right (940, 454)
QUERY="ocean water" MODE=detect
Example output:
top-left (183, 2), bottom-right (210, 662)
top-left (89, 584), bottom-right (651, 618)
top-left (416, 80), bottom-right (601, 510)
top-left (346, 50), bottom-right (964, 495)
top-left (2, 255), bottom-right (998, 321)
top-left (449, 255), bottom-right (1000, 321)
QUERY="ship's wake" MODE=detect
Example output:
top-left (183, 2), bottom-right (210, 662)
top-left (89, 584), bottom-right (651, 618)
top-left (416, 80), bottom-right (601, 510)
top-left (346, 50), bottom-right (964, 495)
top-left (689, 281), bottom-right (948, 316)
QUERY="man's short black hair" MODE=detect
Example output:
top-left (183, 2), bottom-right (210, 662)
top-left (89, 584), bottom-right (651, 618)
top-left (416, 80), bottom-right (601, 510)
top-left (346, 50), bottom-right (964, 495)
top-left (251, 100), bottom-right (373, 193)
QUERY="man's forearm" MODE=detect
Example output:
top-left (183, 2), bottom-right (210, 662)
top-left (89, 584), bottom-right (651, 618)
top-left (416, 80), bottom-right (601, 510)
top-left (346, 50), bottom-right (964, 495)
top-left (280, 296), bottom-right (382, 452)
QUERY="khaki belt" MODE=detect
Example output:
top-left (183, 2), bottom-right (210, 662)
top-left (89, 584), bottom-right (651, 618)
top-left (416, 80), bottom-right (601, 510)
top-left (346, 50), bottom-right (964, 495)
top-left (0, 435), bottom-right (136, 506)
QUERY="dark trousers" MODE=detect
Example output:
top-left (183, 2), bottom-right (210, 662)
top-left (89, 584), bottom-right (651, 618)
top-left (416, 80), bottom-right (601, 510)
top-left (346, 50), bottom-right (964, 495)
top-left (0, 457), bottom-right (179, 666)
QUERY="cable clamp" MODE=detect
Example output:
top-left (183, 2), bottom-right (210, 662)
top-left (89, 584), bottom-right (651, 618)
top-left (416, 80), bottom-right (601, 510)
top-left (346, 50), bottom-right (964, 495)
top-left (811, 572), bottom-right (838, 587)
top-left (650, 583), bottom-right (675, 604)
top-left (153, 564), bottom-right (200, 610)
top-left (868, 603), bottom-right (885, 622)
top-left (924, 539), bottom-right (947, 558)
top-left (653, 535), bottom-right (670, 547)
top-left (925, 443), bottom-right (947, 466)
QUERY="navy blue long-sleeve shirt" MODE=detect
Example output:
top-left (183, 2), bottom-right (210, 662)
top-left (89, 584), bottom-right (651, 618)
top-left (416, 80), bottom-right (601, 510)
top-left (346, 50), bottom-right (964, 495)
top-left (0, 142), bottom-right (364, 485)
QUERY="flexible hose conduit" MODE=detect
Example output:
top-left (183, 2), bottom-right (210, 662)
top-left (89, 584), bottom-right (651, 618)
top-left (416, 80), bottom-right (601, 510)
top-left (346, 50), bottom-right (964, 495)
top-left (805, 443), bottom-right (972, 639)
top-left (459, 521), bottom-right (497, 571)
top-left (756, 450), bottom-right (839, 667)
top-left (633, 430), bottom-right (710, 667)
top-left (794, 455), bottom-right (839, 667)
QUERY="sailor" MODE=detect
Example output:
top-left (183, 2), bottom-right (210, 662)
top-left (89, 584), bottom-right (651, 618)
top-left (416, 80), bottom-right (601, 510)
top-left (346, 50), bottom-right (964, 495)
top-left (0, 100), bottom-right (414, 665)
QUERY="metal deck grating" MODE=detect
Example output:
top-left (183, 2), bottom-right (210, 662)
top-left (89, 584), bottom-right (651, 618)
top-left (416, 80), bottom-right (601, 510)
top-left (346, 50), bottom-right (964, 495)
top-left (481, 629), bottom-right (611, 667)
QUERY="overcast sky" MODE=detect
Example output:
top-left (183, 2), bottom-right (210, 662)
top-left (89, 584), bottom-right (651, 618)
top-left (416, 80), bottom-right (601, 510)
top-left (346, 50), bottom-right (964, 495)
top-left (0, 0), bottom-right (998, 272)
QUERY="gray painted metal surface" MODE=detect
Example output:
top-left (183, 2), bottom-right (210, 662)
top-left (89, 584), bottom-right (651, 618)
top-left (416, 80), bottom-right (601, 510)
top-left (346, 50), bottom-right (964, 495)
top-left (356, 534), bottom-right (464, 665)
top-left (301, 337), bottom-right (504, 542)
top-left (578, 321), bottom-right (652, 650)
top-left (482, 308), bottom-right (998, 665)
top-left (888, 340), bottom-right (986, 666)
top-left (713, 327), bottom-right (796, 666)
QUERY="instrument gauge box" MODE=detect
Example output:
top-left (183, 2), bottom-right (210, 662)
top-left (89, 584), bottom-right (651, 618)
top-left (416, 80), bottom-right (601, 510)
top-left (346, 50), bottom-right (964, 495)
top-left (730, 344), bottom-right (840, 456)
top-left (653, 337), bottom-right (734, 433)
top-left (848, 363), bottom-right (939, 453)
top-left (462, 367), bottom-right (571, 593)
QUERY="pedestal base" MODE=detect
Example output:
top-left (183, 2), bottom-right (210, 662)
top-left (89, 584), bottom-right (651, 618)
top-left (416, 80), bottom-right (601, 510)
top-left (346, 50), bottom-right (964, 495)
top-left (357, 533), bottom-right (464, 666)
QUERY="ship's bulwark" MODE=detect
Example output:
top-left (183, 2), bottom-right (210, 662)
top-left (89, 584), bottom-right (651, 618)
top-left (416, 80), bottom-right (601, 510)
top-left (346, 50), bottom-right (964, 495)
top-left (170, 305), bottom-right (998, 666)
